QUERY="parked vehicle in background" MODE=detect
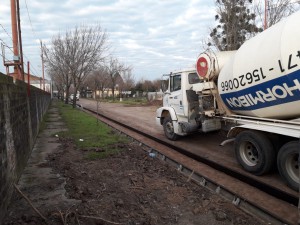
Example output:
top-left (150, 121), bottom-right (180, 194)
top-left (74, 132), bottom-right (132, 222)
top-left (69, 93), bottom-right (79, 101)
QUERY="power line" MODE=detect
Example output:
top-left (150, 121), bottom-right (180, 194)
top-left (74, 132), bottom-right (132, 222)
top-left (0, 49), bottom-right (40, 77)
top-left (0, 51), bottom-right (11, 62)
top-left (24, 0), bottom-right (38, 40)
top-left (0, 28), bottom-right (40, 77)
top-left (0, 23), bottom-right (13, 41)
top-left (0, 5), bottom-right (42, 78)
top-left (0, 43), bottom-right (40, 77)
top-left (22, 54), bottom-right (40, 76)
top-left (0, 38), bottom-right (18, 73)
top-left (0, 38), bottom-right (15, 54)
top-left (22, 0), bottom-right (44, 78)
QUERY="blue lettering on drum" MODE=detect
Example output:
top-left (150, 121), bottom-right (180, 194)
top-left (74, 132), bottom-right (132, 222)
top-left (220, 69), bottom-right (300, 110)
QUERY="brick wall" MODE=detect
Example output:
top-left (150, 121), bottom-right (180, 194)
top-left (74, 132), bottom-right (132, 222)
top-left (0, 73), bottom-right (51, 223)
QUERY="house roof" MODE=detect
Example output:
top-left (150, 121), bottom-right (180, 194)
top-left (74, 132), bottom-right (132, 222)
top-left (8, 72), bottom-right (48, 82)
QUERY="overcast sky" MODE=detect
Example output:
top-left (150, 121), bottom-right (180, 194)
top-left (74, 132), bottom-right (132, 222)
top-left (0, 0), bottom-right (217, 81)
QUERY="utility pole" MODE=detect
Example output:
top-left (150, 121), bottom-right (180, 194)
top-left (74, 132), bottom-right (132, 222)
top-left (27, 61), bottom-right (30, 96)
top-left (40, 40), bottom-right (45, 90)
top-left (8, 0), bottom-right (23, 81)
top-left (10, 0), bottom-right (20, 80)
top-left (264, 0), bottom-right (268, 30)
top-left (16, 0), bottom-right (24, 81)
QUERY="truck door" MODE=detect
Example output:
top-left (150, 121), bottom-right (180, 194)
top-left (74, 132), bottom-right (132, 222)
top-left (168, 74), bottom-right (184, 116)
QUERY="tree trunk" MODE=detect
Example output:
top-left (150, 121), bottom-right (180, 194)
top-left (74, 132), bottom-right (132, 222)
top-left (112, 87), bottom-right (115, 101)
top-left (72, 89), bottom-right (78, 108)
top-left (65, 88), bottom-right (70, 104)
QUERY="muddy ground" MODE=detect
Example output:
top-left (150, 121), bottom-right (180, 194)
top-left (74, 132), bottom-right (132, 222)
top-left (3, 134), bottom-right (267, 225)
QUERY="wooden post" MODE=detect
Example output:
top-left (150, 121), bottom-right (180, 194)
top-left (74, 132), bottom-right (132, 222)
top-left (40, 40), bottom-right (45, 91)
top-left (16, 0), bottom-right (24, 81)
top-left (10, 0), bottom-right (20, 80)
top-left (27, 61), bottom-right (30, 96)
top-left (264, 0), bottom-right (268, 30)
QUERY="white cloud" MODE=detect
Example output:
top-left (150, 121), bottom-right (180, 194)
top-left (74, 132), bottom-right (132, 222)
top-left (0, 0), bottom-right (215, 80)
top-left (145, 50), bottom-right (166, 57)
top-left (122, 39), bottom-right (143, 50)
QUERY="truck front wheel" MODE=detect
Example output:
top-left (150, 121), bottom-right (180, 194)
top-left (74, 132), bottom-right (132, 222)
top-left (277, 141), bottom-right (299, 191)
top-left (163, 115), bottom-right (179, 141)
top-left (235, 131), bottom-right (275, 175)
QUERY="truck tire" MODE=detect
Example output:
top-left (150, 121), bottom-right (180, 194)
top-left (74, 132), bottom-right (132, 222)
top-left (235, 131), bottom-right (275, 175)
top-left (277, 141), bottom-right (299, 191)
top-left (163, 115), bottom-right (179, 141)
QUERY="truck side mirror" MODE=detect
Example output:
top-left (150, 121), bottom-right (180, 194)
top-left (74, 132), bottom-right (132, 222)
top-left (161, 75), bottom-right (170, 93)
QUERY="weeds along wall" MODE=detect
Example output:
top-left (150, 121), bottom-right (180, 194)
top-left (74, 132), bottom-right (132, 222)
top-left (0, 73), bottom-right (51, 223)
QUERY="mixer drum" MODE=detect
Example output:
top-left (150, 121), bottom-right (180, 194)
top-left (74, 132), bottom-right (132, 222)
top-left (218, 11), bottom-right (300, 119)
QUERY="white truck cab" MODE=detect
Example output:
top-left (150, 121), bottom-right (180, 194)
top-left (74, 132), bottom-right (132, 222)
top-left (156, 68), bottom-right (221, 140)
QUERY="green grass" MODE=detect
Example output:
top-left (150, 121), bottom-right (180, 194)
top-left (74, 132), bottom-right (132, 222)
top-left (57, 102), bottom-right (128, 159)
top-left (95, 97), bottom-right (148, 105)
top-left (121, 98), bottom-right (148, 105)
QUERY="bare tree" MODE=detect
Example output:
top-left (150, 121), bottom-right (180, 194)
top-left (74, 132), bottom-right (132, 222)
top-left (45, 24), bottom-right (108, 107)
top-left (87, 66), bottom-right (111, 98)
top-left (152, 79), bottom-right (161, 92)
top-left (106, 57), bottom-right (130, 101)
top-left (48, 67), bottom-right (65, 100)
top-left (119, 68), bottom-right (135, 98)
top-left (142, 80), bottom-right (153, 93)
top-left (253, 0), bottom-right (300, 28)
top-left (45, 40), bottom-right (73, 104)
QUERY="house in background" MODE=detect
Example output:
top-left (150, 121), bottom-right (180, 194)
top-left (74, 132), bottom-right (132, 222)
top-left (8, 72), bottom-right (51, 92)
top-left (24, 73), bottom-right (51, 92)
top-left (92, 88), bottom-right (120, 99)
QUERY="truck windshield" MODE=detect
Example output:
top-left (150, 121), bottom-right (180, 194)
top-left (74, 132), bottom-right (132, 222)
top-left (188, 73), bottom-right (201, 84)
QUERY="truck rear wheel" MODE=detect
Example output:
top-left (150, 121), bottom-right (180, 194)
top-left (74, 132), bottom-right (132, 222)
top-left (235, 131), bottom-right (275, 175)
top-left (163, 115), bottom-right (179, 141)
top-left (277, 141), bottom-right (299, 191)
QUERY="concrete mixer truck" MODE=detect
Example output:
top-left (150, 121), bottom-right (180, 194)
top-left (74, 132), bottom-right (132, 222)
top-left (156, 11), bottom-right (300, 191)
